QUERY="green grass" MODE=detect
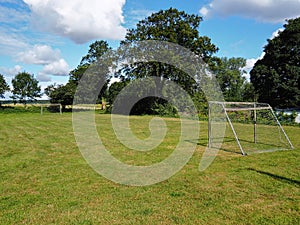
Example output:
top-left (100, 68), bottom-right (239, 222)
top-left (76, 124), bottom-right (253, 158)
top-left (0, 112), bottom-right (299, 224)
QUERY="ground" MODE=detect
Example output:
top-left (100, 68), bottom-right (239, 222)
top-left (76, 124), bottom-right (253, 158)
top-left (0, 112), bottom-right (299, 224)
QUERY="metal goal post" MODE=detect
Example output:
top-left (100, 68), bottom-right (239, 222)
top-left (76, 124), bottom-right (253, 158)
top-left (208, 101), bottom-right (294, 155)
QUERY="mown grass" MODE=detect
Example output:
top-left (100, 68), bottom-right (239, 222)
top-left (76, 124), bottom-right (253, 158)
top-left (0, 111), bottom-right (299, 224)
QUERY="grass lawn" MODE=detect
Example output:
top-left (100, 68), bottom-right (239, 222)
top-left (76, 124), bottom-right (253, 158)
top-left (0, 112), bottom-right (299, 224)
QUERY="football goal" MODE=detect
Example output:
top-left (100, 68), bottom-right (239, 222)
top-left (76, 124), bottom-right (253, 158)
top-left (208, 101), bottom-right (294, 155)
top-left (40, 104), bottom-right (62, 115)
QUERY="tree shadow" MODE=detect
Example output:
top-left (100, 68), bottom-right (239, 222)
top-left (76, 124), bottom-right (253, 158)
top-left (187, 136), bottom-right (289, 155)
top-left (248, 168), bottom-right (300, 186)
top-left (187, 138), bottom-right (242, 155)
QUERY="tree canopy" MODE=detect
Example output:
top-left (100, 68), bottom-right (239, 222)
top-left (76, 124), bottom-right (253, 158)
top-left (123, 8), bottom-right (218, 60)
top-left (45, 40), bottom-right (112, 108)
top-left (214, 57), bottom-right (247, 101)
top-left (0, 74), bottom-right (9, 99)
top-left (11, 72), bottom-right (41, 104)
top-left (118, 8), bottom-right (219, 114)
top-left (250, 17), bottom-right (300, 108)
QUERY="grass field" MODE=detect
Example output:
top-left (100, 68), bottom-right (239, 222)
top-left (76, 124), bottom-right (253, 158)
top-left (0, 111), bottom-right (299, 224)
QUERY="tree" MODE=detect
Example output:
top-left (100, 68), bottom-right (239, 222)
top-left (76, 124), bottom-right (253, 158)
top-left (45, 83), bottom-right (76, 110)
top-left (123, 8), bottom-right (218, 60)
top-left (47, 40), bottom-right (112, 106)
top-left (107, 78), bottom-right (130, 105)
top-left (250, 17), bottom-right (300, 108)
top-left (70, 40), bottom-right (112, 85)
top-left (80, 40), bottom-right (112, 65)
top-left (0, 74), bottom-right (10, 107)
top-left (119, 8), bottom-right (219, 114)
top-left (0, 74), bottom-right (9, 99)
top-left (11, 72), bottom-right (41, 104)
top-left (214, 57), bottom-right (247, 101)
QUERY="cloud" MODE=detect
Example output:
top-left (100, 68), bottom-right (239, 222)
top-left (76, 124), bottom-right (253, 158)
top-left (270, 28), bottom-right (284, 39)
top-left (23, 0), bottom-right (127, 43)
top-left (41, 59), bottom-right (69, 76)
top-left (37, 73), bottom-right (52, 82)
top-left (0, 29), bottom-right (29, 55)
top-left (0, 65), bottom-right (23, 77)
top-left (18, 45), bottom-right (61, 65)
top-left (18, 44), bottom-right (70, 78)
top-left (125, 9), bottom-right (154, 28)
top-left (243, 52), bottom-right (265, 80)
top-left (200, 0), bottom-right (300, 23)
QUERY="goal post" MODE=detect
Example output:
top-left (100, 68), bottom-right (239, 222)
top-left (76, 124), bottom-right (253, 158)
top-left (40, 104), bottom-right (62, 115)
top-left (208, 101), bottom-right (294, 155)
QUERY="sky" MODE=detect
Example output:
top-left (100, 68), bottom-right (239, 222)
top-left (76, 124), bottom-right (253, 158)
top-left (1, 0), bottom-right (300, 99)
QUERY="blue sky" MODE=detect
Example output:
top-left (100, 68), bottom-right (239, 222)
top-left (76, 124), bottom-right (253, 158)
top-left (1, 0), bottom-right (300, 98)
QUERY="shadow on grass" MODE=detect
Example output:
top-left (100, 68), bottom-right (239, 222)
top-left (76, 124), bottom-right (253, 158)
top-left (248, 168), bottom-right (300, 186)
top-left (187, 136), bottom-right (290, 156)
top-left (187, 138), bottom-right (242, 155)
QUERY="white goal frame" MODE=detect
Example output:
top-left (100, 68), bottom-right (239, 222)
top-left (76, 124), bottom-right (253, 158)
top-left (40, 104), bottom-right (62, 115)
top-left (208, 101), bottom-right (294, 155)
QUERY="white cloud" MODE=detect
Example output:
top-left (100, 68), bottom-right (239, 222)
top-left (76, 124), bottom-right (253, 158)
top-left (243, 52), bottom-right (265, 80)
top-left (17, 44), bottom-right (70, 78)
top-left (37, 73), bottom-right (52, 82)
top-left (0, 5), bottom-right (29, 24)
top-left (199, 7), bottom-right (209, 17)
top-left (23, 0), bottom-right (127, 43)
top-left (18, 45), bottom-right (61, 65)
top-left (41, 59), bottom-right (69, 76)
top-left (0, 29), bottom-right (29, 55)
top-left (0, 65), bottom-right (23, 77)
top-left (200, 0), bottom-right (300, 23)
top-left (270, 28), bottom-right (284, 39)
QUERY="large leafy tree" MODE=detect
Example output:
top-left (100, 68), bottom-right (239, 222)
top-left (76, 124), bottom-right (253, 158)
top-left (11, 72), bottom-right (41, 104)
top-left (70, 40), bottom-right (112, 85)
top-left (214, 57), bottom-right (247, 101)
top-left (47, 40), bottom-right (112, 106)
top-left (0, 74), bottom-right (9, 99)
top-left (45, 83), bottom-right (76, 110)
top-left (123, 8), bottom-right (218, 60)
top-left (250, 17), bottom-right (300, 108)
top-left (120, 8), bottom-right (219, 114)
top-left (0, 74), bottom-right (10, 107)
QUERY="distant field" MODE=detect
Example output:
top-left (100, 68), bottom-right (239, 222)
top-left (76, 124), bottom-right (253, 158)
top-left (0, 112), bottom-right (299, 224)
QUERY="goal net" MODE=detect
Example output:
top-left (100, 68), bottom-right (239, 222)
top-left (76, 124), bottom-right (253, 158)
top-left (208, 101), bottom-right (294, 155)
top-left (40, 104), bottom-right (62, 115)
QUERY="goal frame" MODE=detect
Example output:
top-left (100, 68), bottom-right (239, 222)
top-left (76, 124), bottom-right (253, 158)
top-left (40, 104), bottom-right (62, 115)
top-left (208, 101), bottom-right (294, 155)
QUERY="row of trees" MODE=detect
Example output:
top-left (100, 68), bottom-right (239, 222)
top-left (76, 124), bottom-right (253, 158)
top-left (0, 72), bottom-right (41, 106)
top-left (44, 8), bottom-right (257, 115)
top-left (1, 8), bottom-right (299, 113)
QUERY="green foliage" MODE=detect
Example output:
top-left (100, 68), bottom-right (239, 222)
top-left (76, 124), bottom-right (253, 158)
top-left (276, 111), bottom-right (298, 125)
top-left (213, 57), bottom-right (247, 101)
top-left (107, 79), bottom-right (129, 104)
top-left (45, 82), bottom-right (76, 109)
top-left (153, 101), bottom-right (178, 117)
top-left (0, 105), bottom-right (41, 113)
top-left (123, 8), bottom-right (218, 60)
top-left (120, 8), bottom-right (218, 115)
top-left (47, 40), bottom-right (112, 106)
top-left (0, 74), bottom-right (10, 99)
top-left (11, 72), bottom-right (41, 104)
top-left (241, 82), bottom-right (256, 102)
top-left (250, 17), bottom-right (300, 108)
top-left (80, 40), bottom-right (112, 65)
